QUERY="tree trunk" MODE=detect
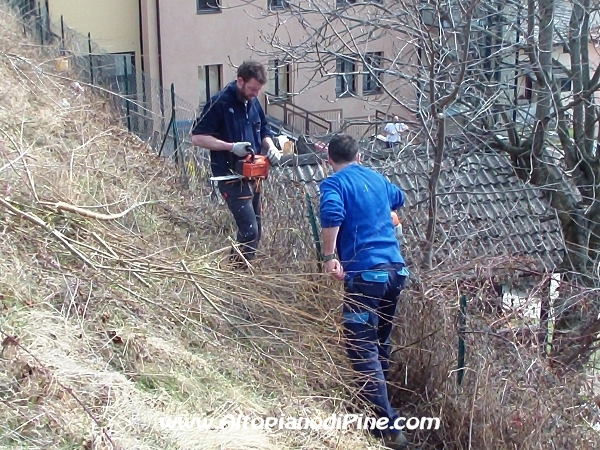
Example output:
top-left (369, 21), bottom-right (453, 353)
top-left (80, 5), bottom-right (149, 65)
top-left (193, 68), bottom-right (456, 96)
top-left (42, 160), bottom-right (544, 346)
top-left (423, 116), bottom-right (445, 270)
top-left (531, 0), bottom-right (554, 156)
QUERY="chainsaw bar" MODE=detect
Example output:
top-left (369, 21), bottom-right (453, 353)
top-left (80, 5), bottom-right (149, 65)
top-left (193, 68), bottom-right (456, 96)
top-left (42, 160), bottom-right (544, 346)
top-left (209, 174), bottom-right (244, 182)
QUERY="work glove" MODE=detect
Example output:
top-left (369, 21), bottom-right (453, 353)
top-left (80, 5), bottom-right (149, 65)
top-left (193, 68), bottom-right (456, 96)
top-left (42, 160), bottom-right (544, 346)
top-left (394, 222), bottom-right (403, 240)
top-left (266, 145), bottom-right (282, 165)
top-left (231, 142), bottom-right (252, 157)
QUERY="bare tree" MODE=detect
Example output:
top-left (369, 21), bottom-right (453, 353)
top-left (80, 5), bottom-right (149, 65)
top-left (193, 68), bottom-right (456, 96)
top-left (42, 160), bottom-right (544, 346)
top-left (483, 0), bottom-right (600, 365)
top-left (256, 0), bottom-right (600, 366)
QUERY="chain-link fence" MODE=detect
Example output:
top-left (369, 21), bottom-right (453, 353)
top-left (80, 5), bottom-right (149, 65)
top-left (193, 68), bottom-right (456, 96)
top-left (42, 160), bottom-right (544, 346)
top-left (3, 0), bottom-right (206, 188)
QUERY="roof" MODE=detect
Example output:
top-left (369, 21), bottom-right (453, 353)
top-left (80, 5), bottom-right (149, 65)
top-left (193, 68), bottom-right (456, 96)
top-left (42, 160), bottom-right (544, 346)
top-left (378, 147), bottom-right (564, 270)
top-left (519, 1), bottom-right (600, 46)
top-left (273, 142), bottom-right (565, 271)
top-left (271, 139), bottom-right (329, 197)
top-left (554, 1), bottom-right (573, 42)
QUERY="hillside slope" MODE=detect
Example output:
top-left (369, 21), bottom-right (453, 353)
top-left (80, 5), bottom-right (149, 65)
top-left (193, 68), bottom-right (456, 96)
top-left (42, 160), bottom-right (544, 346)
top-left (0, 6), bottom-right (377, 450)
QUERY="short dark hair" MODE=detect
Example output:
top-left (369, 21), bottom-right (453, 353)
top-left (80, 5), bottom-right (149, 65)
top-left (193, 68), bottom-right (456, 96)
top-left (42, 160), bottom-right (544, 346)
top-left (327, 134), bottom-right (359, 164)
top-left (237, 60), bottom-right (267, 84)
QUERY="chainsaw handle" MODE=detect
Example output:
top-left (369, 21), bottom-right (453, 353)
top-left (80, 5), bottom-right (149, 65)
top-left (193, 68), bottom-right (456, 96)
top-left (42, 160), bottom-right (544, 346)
top-left (244, 145), bottom-right (255, 163)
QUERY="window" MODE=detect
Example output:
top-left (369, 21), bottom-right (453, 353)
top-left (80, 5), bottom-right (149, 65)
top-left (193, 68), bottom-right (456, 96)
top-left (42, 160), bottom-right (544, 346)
top-left (197, 0), bottom-right (220, 13)
top-left (418, 4), bottom-right (451, 28)
top-left (112, 53), bottom-right (137, 97)
top-left (91, 52), bottom-right (137, 130)
top-left (558, 77), bottom-right (572, 92)
top-left (266, 59), bottom-right (290, 98)
top-left (269, 0), bottom-right (287, 9)
top-left (363, 52), bottom-right (383, 95)
top-left (93, 52), bottom-right (136, 97)
top-left (198, 64), bottom-right (222, 106)
top-left (21, 0), bottom-right (37, 15)
top-left (336, 56), bottom-right (357, 97)
top-left (554, 68), bottom-right (572, 93)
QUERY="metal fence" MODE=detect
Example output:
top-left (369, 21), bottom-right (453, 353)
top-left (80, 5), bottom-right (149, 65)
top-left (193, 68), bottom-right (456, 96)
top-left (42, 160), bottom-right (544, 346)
top-left (3, 0), bottom-right (204, 188)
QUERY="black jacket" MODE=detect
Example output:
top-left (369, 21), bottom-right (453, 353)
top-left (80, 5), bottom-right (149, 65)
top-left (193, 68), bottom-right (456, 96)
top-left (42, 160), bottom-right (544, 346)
top-left (191, 81), bottom-right (271, 177)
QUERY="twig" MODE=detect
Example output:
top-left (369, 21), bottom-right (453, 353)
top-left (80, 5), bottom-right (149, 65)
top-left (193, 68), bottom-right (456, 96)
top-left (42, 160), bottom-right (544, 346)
top-left (180, 261), bottom-right (313, 360)
top-left (44, 200), bottom-right (155, 221)
top-left (90, 231), bottom-right (151, 288)
top-left (0, 130), bottom-right (31, 173)
top-left (109, 279), bottom-right (213, 340)
top-left (0, 197), bottom-right (95, 268)
top-left (0, 126), bottom-right (38, 201)
top-left (180, 260), bottom-right (234, 325)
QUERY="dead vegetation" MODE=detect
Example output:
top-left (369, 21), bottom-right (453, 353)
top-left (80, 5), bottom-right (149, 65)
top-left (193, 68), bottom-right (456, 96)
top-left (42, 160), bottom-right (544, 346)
top-left (0, 4), bottom-right (599, 450)
top-left (385, 254), bottom-right (600, 449)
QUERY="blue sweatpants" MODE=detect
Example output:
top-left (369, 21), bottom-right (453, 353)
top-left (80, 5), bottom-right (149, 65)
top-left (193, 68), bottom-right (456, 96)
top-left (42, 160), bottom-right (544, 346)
top-left (343, 263), bottom-right (408, 437)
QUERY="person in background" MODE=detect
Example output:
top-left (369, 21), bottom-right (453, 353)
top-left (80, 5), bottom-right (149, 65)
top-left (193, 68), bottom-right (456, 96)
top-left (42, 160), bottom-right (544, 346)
top-left (191, 60), bottom-right (282, 267)
top-left (319, 134), bottom-right (410, 449)
top-left (384, 116), bottom-right (408, 148)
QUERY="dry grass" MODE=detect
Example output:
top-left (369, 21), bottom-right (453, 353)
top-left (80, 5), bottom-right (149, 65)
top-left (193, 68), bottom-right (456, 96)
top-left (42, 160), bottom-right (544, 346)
top-left (1, 4), bottom-right (600, 450)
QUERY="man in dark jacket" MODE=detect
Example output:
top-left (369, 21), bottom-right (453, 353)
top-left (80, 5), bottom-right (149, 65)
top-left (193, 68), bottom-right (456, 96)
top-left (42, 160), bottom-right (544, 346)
top-left (319, 134), bottom-right (410, 449)
top-left (191, 60), bottom-right (281, 266)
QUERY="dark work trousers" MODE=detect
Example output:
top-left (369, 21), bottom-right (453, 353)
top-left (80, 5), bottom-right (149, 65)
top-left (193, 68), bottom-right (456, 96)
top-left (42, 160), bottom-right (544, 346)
top-left (218, 179), bottom-right (261, 262)
top-left (343, 263), bottom-right (408, 437)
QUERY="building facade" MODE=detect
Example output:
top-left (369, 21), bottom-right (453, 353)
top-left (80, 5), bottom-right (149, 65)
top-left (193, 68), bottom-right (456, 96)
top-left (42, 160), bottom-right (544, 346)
top-left (153, 0), bottom-right (413, 137)
top-left (42, 0), bottom-right (418, 139)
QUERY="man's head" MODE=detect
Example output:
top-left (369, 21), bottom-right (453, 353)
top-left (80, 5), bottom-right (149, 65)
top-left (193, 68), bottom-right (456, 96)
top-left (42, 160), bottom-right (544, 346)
top-left (236, 60), bottom-right (268, 101)
top-left (393, 115), bottom-right (399, 121)
top-left (327, 134), bottom-right (359, 168)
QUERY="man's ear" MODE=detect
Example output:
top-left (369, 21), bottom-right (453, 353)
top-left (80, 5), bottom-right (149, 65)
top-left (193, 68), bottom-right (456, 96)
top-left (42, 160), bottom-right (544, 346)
top-left (356, 153), bottom-right (361, 163)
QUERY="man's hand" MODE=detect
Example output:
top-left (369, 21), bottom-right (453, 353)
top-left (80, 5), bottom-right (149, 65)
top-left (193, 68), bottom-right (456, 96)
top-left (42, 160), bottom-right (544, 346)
top-left (231, 142), bottom-right (252, 157)
top-left (266, 145), bottom-right (282, 165)
top-left (324, 258), bottom-right (344, 281)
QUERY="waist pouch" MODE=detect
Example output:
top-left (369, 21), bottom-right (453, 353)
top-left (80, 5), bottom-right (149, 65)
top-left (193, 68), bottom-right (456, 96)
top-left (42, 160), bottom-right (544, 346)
top-left (347, 266), bottom-right (410, 297)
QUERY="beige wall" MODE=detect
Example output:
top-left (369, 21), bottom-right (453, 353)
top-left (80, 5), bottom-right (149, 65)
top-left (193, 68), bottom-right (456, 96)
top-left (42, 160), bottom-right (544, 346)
top-left (157, 0), bottom-right (414, 131)
top-left (140, 0), bottom-right (160, 82)
top-left (47, 0), bottom-right (141, 67)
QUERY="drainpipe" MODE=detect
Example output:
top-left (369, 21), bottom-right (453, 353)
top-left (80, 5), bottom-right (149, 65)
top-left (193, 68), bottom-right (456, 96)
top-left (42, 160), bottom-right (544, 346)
top-left (156, 0), bottom-right (164, 91)
top-left (137, 0), bottom-right (145, 74)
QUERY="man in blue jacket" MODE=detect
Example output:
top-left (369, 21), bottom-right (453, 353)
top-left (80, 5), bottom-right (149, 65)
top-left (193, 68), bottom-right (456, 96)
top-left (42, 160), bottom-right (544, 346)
top-left (319, 134), bottom-right (410, 449)
top-left (191, 60), bottom-right (281, 266)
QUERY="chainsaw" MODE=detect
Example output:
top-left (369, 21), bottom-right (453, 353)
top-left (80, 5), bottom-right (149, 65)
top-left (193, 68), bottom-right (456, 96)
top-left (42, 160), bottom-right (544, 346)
top-left (210, 146), bottom-right (271, 182)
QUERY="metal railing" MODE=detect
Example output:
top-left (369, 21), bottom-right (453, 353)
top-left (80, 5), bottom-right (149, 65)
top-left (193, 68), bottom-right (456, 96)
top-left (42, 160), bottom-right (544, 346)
top-left (264, 92), bottom-right (332, 137)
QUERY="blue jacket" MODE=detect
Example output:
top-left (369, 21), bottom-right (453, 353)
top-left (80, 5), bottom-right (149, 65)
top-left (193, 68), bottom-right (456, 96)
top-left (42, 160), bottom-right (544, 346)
top-left (191, 81), bottom-right (271, 177)
top-left (319, 164), bottom-right (406, 279)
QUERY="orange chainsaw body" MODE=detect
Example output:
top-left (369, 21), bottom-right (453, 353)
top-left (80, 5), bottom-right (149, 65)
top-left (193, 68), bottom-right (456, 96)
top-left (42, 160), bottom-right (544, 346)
top-left (235, 154), bottom-right (270, 179)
